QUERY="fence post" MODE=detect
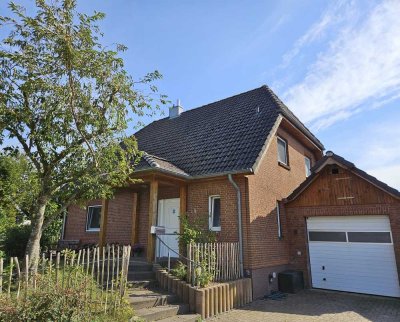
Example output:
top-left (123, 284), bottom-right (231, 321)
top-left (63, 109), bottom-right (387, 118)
top-left (7, 257), bottom-right (13, 296)
top-left (14, 257), bottom-right (21, 299)
top-left (56, 252), bottom-right (60, 288)
top-left (168, 250), bottom-right (170, 273)
top-left (24, 255), bottom-right (29, 298)
top-left (105, 245), bottom-right (111, 313)
top-left (0, 257), bottom-right (3, 294)
top-left (62, 252), bottom-right (67, 290)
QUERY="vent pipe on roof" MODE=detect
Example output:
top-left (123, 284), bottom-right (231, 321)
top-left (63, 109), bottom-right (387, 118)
top-left (169, 99), bottom-right (183, 119)
top-left (325, 150), bottom-right (334, 156)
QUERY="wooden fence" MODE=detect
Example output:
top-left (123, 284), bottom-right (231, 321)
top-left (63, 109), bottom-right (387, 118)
top-left (187, 242), bottom-right (242, 286)
top-left (0, 244), bottom-right (131, 313)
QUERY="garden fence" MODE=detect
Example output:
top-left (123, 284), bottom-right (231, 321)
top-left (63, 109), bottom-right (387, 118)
top-left (187, 242), bottom-right (242, 285)
top-left (0, 244), bottom-right (131, 314)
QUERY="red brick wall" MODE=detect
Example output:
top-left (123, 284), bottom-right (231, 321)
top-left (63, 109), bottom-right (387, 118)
top-left (64, 199), bottom-right (102, 244)
top-left (105, 189), bottom-right (136, 245)
top-left (186, 176), bottom-right (250, 268)
top-left (284, 167), bottom-right (400, 287)
top-left (246, 126), bottom-right (319, 270)
top-left (65, 185), bottom-right (180, 252)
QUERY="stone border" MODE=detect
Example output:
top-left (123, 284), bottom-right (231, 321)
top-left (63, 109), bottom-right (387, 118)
top-left (153, 264), bottom-right (253, 319)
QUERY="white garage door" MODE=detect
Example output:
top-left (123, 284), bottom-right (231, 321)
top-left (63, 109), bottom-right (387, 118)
top-left (307, 216), bottom-right (400, 297)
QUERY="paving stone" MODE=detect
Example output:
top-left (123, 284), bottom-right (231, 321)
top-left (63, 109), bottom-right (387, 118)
top-left (209, 290), bottom-right (400, 322)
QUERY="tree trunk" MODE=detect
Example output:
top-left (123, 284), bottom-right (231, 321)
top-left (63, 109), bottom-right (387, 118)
top-left (25, 195), bottom-right (48, 272)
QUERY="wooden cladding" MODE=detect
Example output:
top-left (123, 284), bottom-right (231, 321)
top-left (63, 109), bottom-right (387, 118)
top-left (287, 166), bottom-right (398, 207)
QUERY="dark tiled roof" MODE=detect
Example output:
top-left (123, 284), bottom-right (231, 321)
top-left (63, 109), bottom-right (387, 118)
top-left (285, 152), bottom-right (400, 201)
top-left (136, 153), bottom-right (190, 177)
top-left (134, 85), bottom-right (323, 177)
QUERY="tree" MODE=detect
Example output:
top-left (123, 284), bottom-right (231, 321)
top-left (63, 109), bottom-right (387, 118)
top-left (0, 0), bottom-right (165, 270)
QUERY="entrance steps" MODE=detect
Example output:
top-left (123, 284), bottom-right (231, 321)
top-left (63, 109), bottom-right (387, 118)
top-left (127, 258), bottom-right (200, 321)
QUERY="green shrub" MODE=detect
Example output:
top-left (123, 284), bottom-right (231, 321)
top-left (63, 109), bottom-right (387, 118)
top-left (171, 261), bottom-right (187, 280)
top-left (179, 215), bottom-right (216, 249)
top-left (0, 266), bottom-right (134, 322)
top-left (2, 224), bottom-right (30, 258)
top-left (195, 261), bottom-right (214, 288)
top-left (2, 220), bottom-right (62, 258)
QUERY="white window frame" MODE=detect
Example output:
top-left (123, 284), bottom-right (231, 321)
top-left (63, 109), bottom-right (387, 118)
top-left (86, 205), bottom-right (102, 232)
top-left (209, 195), bottom-right (221, 232)
top-left (277, 136), bottom-right (288, 165)
top-left (305, 156), bottom-right (312, 177)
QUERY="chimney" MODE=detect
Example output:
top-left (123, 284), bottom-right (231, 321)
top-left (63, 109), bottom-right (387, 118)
top-left (169, 99), bottom-right (183, 119)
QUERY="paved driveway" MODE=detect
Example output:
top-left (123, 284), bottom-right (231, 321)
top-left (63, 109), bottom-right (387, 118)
top-left (209, 290), bottom-right (400, 322)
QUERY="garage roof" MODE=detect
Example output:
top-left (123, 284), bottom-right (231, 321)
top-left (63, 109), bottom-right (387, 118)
top-left (285, 151), bottom-right (400, 201)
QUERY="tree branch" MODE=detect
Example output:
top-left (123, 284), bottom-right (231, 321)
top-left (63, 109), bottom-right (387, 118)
top-left (5, 126), bottom-right (42, 172)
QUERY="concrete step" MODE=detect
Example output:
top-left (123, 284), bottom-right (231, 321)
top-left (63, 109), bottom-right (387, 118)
top-left (134, 304), bottom-right (189, 321)
top-left (127, 279), bottom-right (159, 289)
top-left (128, 271), bottom-right (156, 281)
top-left (156, 314), bottom-right (201, 322)
top-left (126, 290), bottom-right (178, 310)
top-left (129, 259), bottom-right (153, 272)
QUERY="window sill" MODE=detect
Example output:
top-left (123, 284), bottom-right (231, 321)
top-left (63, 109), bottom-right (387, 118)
top-left (85, 229), bottom-right (100, 233)
top-left (278, 161), bottom-right (291, 170)
top-left (210, 227), bottom-right (221, 232)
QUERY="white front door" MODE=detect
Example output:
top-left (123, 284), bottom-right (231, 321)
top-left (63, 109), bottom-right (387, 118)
top-left (156, 198), bottom-right (180, 258)
top-left (307, 216), bottom-right (400, 297)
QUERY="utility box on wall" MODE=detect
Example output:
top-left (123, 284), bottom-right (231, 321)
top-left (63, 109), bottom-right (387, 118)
top-left (278, 270), bottom-right (304, 293)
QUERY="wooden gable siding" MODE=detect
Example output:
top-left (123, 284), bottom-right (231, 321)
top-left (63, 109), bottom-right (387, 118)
top-left (287, 165), bottom-right (398, 208)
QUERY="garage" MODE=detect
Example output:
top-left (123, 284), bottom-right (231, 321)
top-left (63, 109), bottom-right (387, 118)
top-left (283, 152), bottom-right (400, 298)
top-left (307, 215), bottom-right (400, 297)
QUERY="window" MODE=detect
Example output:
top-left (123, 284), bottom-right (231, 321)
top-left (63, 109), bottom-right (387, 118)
top-left (277, 137), bottom-right (288, 165)
top-left (308, 231), bottom-right (347, 242)
top-left (209, 196), bottom-right (221, 231)
top-left (305, 156), bottom-right (312, 177)
top-left (347, 232), bottom-right (392, 243)
top-left (86, 205), bottom-right (102, 231)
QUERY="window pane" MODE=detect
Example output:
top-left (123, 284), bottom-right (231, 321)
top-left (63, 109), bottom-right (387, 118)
top-left (309, 231), bottom-right (347, 242)
top-left (305, 157), bottom-right (311, 177)
top-left (348, 232), bottom-right (391, 243)
top-left (277, 138), bottom-right (287, 164)
top-left (87, 206), bottom-right (101, 230)
top-left (212, 198), bottom-right (221, 228)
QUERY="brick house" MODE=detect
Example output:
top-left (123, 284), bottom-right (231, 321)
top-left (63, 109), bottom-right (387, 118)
top-left (64, 85), bottom-right (400, 298)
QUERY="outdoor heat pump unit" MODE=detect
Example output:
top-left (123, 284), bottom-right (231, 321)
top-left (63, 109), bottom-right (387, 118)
top-left (278, 270), bottom-right (304, 293)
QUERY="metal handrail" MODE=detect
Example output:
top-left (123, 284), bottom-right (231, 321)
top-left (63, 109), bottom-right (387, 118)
top-left (155, 234), bottom-right (200, 285)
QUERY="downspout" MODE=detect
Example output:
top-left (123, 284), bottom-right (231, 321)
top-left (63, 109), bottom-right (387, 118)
top-left (228, 174), bottom-right (244, 277)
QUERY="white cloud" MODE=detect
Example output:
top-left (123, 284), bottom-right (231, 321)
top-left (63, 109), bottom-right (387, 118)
top-left (282, 0), bottom-right (400, 131)
top-left (367, 165), bottom-right (400, 191)
top-left (280, 0), bottom-right (350, 68)
top-left (346, 121), bottom-right (400, 190)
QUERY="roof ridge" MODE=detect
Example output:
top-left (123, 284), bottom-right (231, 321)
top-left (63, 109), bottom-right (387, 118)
top-left (176, 85), bottom-right (265, 116)
top-left (136, 86), bottom-right (266, 130)
top-left (142, 152), bottom-right (160, 168)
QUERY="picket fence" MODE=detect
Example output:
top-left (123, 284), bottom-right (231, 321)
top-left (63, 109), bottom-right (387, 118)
top-left (187, 242), bottom-right (242, 285)
top-left (0, 244), bottom-right (131, 313)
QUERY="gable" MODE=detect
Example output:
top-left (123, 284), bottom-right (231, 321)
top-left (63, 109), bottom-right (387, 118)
top-left (286, 165), bottom-right (399, 208)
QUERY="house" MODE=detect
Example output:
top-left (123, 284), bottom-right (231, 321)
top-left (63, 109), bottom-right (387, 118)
top-left (64, 85), bottom-right (400, 299)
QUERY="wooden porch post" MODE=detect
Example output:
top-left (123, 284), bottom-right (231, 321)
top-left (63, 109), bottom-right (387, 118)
top-left (99, 199), bottom-right (109, 248)
top-left (179, 184), bottom-right (187, 253)
top-left (147, 178), bottom-right (158, 262)
top-left (131, 192), bottom-right (139, 245)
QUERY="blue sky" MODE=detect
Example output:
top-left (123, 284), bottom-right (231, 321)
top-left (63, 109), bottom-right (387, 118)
top-left (1, 0), bottom-right (400, 189)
